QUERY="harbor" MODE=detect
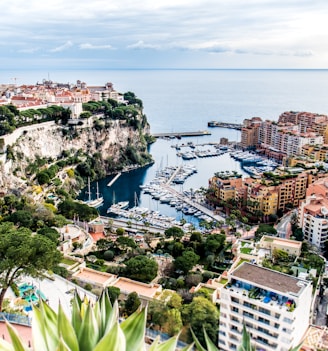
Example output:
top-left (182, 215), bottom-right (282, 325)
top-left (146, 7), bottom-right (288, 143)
top-left (80, 127), bottom-right (244, 224)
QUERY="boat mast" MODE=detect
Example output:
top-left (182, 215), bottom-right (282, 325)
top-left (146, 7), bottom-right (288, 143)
top-left (86, 177), bottom-right (92, 202)
top-left (96, 182), bottom-right (100, 200)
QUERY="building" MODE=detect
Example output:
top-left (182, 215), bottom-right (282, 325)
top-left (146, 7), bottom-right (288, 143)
top-left (298, 178), bottom-right (328, 248)
top-left (208, 171), bottom-right (243, 203)
top-left (241, 117), bottom-right (262, 149)
top-left (219, 262), bottom-right (312, 351)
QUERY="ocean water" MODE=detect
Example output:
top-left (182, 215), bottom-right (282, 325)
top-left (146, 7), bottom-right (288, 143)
top-left (4, 69), bottom-right (328, 219)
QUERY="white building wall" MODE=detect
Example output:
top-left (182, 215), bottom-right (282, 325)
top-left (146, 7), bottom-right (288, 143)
top-left (219, 273), bottom-right (312, 350)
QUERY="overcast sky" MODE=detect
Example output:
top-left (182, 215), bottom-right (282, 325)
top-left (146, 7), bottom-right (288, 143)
top-left (1, 0), bottom-right (327, 70)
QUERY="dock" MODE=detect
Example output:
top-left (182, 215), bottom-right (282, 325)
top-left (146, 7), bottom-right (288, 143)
top-left (107, 172), bottom-right (121, 187)
top-left (208, 121), bottom-right (242, 130)
top-left (152, 130), bottom-right (211, 138)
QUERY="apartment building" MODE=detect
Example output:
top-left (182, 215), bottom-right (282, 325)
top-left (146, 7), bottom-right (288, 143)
top-left (298, 178), bottom-right (328, 248)
top-left (277, 173), bottom-right (308, 210)
top-left (219, 262), bottom-right (312, 351)
top-left (246, 182), bottom-right (279, 216)
top-left (241, 117), bottom-right (262, 149)
top-left (208, 172), bottom-right (243, 203)
top-left (278, 111), bottom-right (328, 133)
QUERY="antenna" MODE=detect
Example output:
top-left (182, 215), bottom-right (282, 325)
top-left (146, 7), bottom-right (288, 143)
top-left (11, 77), bottom-right (19, 85)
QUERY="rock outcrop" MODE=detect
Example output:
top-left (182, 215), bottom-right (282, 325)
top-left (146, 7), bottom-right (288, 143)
top-left (0, 116), bottom-right (152, 192)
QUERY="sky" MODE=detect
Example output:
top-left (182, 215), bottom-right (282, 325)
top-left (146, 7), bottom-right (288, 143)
top-left (1, 0), bottom-right (328, 70)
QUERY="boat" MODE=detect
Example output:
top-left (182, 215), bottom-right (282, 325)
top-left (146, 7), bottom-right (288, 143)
top-left (84, 178), bottom-right (104, 208)
top-left (107, 201), bottom-right (129, 213)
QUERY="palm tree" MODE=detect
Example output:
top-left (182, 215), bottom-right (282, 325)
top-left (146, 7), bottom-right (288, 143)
top-left (0, 291), bottom-right (193, 351)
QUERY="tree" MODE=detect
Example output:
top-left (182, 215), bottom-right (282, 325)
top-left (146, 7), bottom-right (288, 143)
top-left (164, 226), bottom-right (184, 240)
top-left (123, 255), bottom-right (158, 283)
top-left (7, 210), bottom-right (34, 229)
top-left (106, 286), bottom-right (120, 304)
top-left (37, 226), bottom-right (60, 244)
top-left (124, 292), bottom-right (141, 316)
top-left (254, 224), bottom-right (277, 241)
top-left (174, 250), bottom-right (200, 275)
top-left (103, 250), bottom-right (115, 261)
top-left (0, 222), bottom-right (62, 311)
top-left (182, 296), bottom-right (219, 345)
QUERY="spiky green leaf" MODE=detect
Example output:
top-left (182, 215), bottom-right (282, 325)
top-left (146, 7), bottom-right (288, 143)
top-left (5, 322), bottom-right (28, 351)
top-left (190, 328), bottom-right (206, 351)
top-left (203, 328), bottom-right (219, 351)
top-left (58, 304), bottom-right (79, 351)
top-left (103, 300), bottom-right (119, 336)
top-left (99, 290), bottom-right (113, 336)
top-left (148, 335), bottom-right (178, 351)
top-left (55, 337), bottom-right (73, 351)
top-left (71, 294), bottom-right (82, 335)
top-left (32, 305), bottom-right (50, 351)
top-left (121, 307), bottom-right (146, 351)
top-left (0, 338), bottom-right (15, 351)
top-left (180, 343), bottom-right (194, 351)
top-left (77, 303), bottom-right (99, 351)
top-left (42, 300), bottom-right (60, 351)
top-left (93, 321), bottom-right (126, 351)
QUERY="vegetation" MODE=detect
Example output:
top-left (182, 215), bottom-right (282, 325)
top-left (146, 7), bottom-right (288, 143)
top-left (0, 222), bottom-right (62, 311)
top-left (0, 291), bottom-right (195, 351)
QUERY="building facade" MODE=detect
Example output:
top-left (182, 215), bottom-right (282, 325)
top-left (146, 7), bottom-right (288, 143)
top-left (219, 262), bottom-right (312, 351)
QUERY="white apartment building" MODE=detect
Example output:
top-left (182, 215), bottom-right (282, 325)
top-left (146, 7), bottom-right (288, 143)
top-left (219, 262), bottom-right (312, 351)
top-left (298, 194), bottom-right (328, 249)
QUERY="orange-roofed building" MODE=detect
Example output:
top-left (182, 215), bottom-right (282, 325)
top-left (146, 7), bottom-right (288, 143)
top-left (299, 178), bottom-right (328, 248)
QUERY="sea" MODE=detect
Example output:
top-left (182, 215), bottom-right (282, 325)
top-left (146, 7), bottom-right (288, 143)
top-left (3, 69), bottom-right (328, 222)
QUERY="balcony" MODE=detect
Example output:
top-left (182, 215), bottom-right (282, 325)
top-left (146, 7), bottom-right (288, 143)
top-left (225, 281), bottom-right (296, 313)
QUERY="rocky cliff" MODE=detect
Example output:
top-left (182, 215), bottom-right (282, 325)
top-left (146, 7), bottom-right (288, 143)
top-left (0, 116), bottom-right (153, 193)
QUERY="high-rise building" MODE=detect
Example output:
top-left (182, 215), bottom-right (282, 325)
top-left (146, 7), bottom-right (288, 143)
top-left (219, 262), bottom-right (312, 351)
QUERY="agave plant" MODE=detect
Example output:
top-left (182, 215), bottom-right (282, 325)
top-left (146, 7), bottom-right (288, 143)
top-left (0, 291), bottom-right (194, 351)
top-left (191, 324), bottom-right (301, 351)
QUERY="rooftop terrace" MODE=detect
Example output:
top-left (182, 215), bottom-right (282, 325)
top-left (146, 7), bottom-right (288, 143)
top-left (231, 262), bottom-right (308, 296)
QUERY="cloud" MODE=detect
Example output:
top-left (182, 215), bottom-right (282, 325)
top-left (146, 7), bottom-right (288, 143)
top-left (127, 40), bottom-right (160, 50)
top-left (18, 47), bottom-right (40, 54)
top-left (79, 43), bottom-right (114, 50)
top-left (50, 41), bottom-right (73, 53)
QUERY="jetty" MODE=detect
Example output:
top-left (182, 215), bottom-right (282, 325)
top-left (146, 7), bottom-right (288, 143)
top-left (107, 172), bottom-right (121, 187)
top-left (207, 121), bottom-right (242, 130)
top-left (152, 130), bottom-right (211, 138)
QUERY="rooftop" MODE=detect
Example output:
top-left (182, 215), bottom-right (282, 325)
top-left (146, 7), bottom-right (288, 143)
top-left (231, 262), bottom-right (308, 295)
top-left (112, 277), bottom-right (161, 299)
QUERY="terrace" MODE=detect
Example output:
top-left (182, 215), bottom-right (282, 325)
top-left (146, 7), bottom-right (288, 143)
top-left (225, 278), bottom-right (296, 313)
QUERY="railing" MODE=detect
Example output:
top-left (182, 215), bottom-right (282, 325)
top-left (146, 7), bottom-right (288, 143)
top-left (0, 312), bottom-right (31, 326)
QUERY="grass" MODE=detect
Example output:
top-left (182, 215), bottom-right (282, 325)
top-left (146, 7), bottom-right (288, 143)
top-left (61, 257), bottom-right (77, 265)
top-left (219, 278), bottom-right (228, 285)
top-left (237, 258), bottom-right (250, 267)
top-left (240, 247), bottom-right (252, 254)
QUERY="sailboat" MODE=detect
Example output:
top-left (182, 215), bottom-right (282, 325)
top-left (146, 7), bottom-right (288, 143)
top-left (84, 178), bottom-right (104, 208)
top-left (107, 191), bottom-right (129, 213)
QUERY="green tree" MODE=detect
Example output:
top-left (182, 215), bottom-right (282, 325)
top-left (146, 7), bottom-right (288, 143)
top-left (123, 255), bottom-right (158, 283)
top-left (7, 210), bottom-right (34, 228)
top-left (0, 222), bottom-right (62, 311)
top-left (103, 250), bottom-right (115, 261)
top-left (106, 286), bottom-right (121, 304)
top-left (182, 296), bottom-right (219, 345)
top-left (254, 224), bottom-right (277, 241)
top-left (124, 291), bottom-right (141, 316)
top-left (174, 250), bottom-right (200, 275)
top-left (37, 226), bottom-right (60, 244)
top-left (164, 226), bottom-right (184, 240)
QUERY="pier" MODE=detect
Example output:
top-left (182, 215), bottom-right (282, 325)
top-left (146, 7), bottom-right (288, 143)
top-left (207, 121), bottom-right (242, 130)
top-left (152, 130), bottom-right (211, 138)
top-left (107, 172), bottom-right (121, 187)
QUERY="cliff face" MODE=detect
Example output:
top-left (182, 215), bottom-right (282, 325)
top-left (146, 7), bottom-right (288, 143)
top-left (0, 117), bottom-right (152, 191)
